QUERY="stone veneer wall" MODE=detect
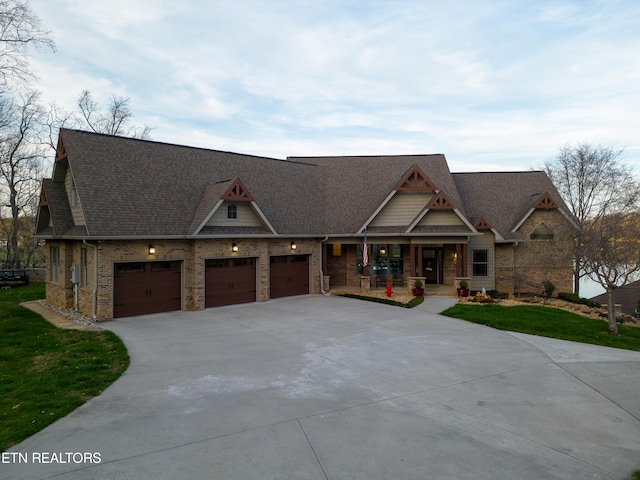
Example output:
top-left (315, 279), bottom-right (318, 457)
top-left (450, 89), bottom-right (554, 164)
top-left (45, 238), bottom-right (322, 321)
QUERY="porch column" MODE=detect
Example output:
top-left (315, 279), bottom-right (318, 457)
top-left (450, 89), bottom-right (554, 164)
top-left (322, 243), bottom-right (328, 273)
top-left (461, 243), bottom-right (468, 277)
top-left (410, 244), bottom-right (416, 277)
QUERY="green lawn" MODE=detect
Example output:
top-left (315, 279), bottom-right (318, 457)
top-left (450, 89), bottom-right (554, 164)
top-left (0, 284), bottom-right (129, 452)
top-left (442, 303), bottom-right (640, 352)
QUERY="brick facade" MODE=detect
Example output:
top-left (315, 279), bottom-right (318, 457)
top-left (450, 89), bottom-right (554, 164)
top-left (495, 210), bottom-right (574, 296)
top-left (46, 238), bottom-right (322, 321)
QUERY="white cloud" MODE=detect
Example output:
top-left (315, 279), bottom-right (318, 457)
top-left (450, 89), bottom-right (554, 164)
top-left (25, 0), bottom-right (640, 175)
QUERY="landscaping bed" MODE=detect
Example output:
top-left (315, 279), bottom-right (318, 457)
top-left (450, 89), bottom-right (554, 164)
top-left (459, 293), bottom-right (639, 327)
top-left (332, 289), bottom-right (424, 308)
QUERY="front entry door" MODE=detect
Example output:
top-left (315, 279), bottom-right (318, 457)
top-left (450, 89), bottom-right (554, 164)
top-left (422, 248), bottom-right (443, 284)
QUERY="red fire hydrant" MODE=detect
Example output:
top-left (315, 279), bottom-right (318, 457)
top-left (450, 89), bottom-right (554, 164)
top-left (386, 284), bottom-right (393, 298)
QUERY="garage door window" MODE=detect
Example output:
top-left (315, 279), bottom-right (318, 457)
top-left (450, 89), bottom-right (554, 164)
top-left (206, 259), bottom-right (227, 269)
top-left (116, 263), bottom-right (144, 274)
top-left (151, 261), bottom-right (179, 272)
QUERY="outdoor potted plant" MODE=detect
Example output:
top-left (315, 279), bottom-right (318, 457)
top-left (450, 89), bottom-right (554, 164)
top-left (412, 279), bottom-right (424, 297)
top-left (457, 279), bottom-right (470, 297)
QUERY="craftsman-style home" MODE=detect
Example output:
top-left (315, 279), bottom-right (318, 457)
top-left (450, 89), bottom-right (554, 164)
top-left (35, 129), bottom-right (578, 320)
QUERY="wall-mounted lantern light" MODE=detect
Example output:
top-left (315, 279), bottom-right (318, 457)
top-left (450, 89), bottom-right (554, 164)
top-left (148, 244), bottom-right (156, 255)
top-left (291, 241), bottom-right (297, 251)
top-left (380, 247), bottom-right (386, 255)
top-left (232, 243), bottom-right (239, 252)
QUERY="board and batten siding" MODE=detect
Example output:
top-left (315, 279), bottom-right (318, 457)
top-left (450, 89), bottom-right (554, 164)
top-left (206, 201), bottom-right (264, 227)
top-left (64, 169), bottom-right (86, 226)
top-left (468, 231), bottom-right (495, 291)
top-left (369, 192), bottom-right (434, 227)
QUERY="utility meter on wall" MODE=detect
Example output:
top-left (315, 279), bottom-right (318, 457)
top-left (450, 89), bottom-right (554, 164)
top-left (71, 264), bottom-right (79, 284)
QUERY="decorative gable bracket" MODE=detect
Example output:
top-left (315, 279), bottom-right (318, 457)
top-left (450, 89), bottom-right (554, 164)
top-left (534, 192), bottom-right (559, 210)
top-left (395, 165), bottom-right (438, 191)
top-left (426, 191), bottom-right (455, 209)
top-left (55, 135), bottom-right (68, 163)
top-left (222, 178), bottom-right (254, 202)
top-left (474, 216), bottom-right (493, 230)
top-left (39, 183), bottom-right (49, 206)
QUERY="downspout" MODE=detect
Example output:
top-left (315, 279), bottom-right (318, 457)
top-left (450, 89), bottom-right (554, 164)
top-left (319, 236), bottom-right (328, 295)
top-left (512, 241), bottom-right (519, 296)
top-left (83, 239), bottom-right (99, 322)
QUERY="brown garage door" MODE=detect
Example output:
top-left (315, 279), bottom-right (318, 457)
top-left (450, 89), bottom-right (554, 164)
top-left (205, 258), bottom-right (257, 307)
top-left (113, 261), bottom-right (182, 318)
top-left (270, 255), bottom-right (310, 299)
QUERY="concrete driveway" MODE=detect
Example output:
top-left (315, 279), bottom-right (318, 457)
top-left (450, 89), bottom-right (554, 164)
top-left (5, 295), bottom-right (640, 479)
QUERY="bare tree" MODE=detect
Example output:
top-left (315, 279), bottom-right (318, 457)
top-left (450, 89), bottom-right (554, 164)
top-left (0, 90), bottom-right (46, 268)
top-left (44, 90), bottom-right (153, 150)
top-left (0, 0), bottom-right (55, 90)
top-left (76, 90), bottom-right (152, 139)
top-left (583, 212), bottom-right (640, 336)
top-left (545, 144), bottom-right (640, 295)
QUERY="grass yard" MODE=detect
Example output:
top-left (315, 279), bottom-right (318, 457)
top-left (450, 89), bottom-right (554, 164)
top-left (0, 284), bottom-right (129, 452)
top-left (442, 303), bottom-right (640, 352)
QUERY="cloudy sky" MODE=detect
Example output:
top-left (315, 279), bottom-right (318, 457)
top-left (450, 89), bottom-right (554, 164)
top-left (28, 0), bottom-right (640, 173)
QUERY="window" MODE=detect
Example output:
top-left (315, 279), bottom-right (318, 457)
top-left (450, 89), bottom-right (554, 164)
top-left (473, 249), bottom-right (488, 276)
top-left (390, 244), bottom-right (403, 275)
top-left (151, 261), bottom-right (179, 272)
top-left (373, 244), bottom-right (388, 275)
top-left (71, 179), bottom-right (78, 207)
top-left (372, 244), bottom-right (404, 276)
top-left (115, 263), bottom-right (145, 275)
top-left (50, 246), bottom-right (60, 282)
top-left (227, 203), bottom-right (238, 220)
top-left (332, 244), bottom-right (342, 256)
top-left (530, 224), bottom-right (554, 241)
top-left (81, 248), bottom-right (88, 286)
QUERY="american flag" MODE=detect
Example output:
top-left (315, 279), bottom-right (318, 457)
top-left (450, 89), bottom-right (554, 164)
top-left (362, 229), bottom-right (368, 268)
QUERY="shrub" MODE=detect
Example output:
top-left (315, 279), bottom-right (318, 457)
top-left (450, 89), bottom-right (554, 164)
top-left (488, 289), bottom-right (508, 299)
top-left (542, 280), bottom-right (556, 300)
top-left (557, 292), bottom-right (602, 308)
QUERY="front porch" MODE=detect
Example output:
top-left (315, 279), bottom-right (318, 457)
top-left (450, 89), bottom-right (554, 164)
top-left (322, 241), bottom-right (470, 295)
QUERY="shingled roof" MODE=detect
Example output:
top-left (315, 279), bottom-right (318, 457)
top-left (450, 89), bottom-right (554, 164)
top-left (452, 171), bottom-right (575, 241)
top-left (591, 280), bottom-right (640, 315)
top-left (37, 130), bottom-right (575, 241)
top-left (289, 155), bottom-right (466, 234)
top-left (44, 129), bottom-right (325, 237)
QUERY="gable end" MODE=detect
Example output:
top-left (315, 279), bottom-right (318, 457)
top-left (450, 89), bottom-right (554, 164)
top-left (395, 165), bottom-right (438, 191)
top-left (222, 178), bottom-right (254, 202)
top-left (426, 191), bottom-right (455, 210)
top-left (39, 183), bottom-right (49, 206)
top-left (534, 192), bottom-right (559, 210)
top-left (55, 134), bottom-right (68, 163)
top-left (474, 216), bottom-right (493, 230)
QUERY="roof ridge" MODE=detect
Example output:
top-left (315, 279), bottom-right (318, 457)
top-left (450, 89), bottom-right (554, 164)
top-left (453, 170), bottom-right (545, 175)
top-left (60, 128), bottom-right (308, 164)
top-left (289, 153), bottom-right (445, 160)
